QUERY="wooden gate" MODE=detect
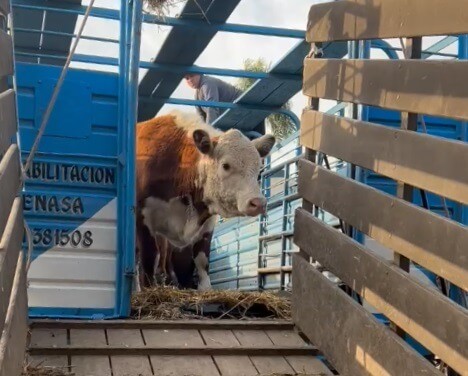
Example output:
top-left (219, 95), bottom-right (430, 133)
top-left (0, 0), bottom-right (28, 375)
top-left (293, 1), bottom-right (468, 375)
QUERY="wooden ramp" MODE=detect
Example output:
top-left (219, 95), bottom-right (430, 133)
top-left (26, 320), bottom-right (334, 376)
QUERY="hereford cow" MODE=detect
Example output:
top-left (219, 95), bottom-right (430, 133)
top-left (136, 110), bottom-right (275, 289)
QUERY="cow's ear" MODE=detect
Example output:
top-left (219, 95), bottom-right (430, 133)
top-left (193, 129), bottom-right (214, 155)
top-left (252, 134), bottom-right (275, 158)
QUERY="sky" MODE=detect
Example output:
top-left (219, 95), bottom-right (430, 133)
top-left (73, 0), bottom-right (458, 123)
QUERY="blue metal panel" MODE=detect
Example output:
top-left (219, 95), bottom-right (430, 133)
top-left (17, 62), bottom-right (122, 318)
top-left (13, 0), bottom-right (143, 319)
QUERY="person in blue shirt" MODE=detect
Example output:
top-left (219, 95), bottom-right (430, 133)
top-left (184, 73), bottom-right (265, 137)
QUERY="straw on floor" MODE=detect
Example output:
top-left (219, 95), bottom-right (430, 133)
top-left (22, 364), bottom-right (74, 376)
top-left (132, 285), bottom-right (291, 320)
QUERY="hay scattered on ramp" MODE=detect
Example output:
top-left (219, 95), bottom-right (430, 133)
top-left (22, 364), bottom-right (74, 376)
top-left (132, 286), bottom-right (291, 320)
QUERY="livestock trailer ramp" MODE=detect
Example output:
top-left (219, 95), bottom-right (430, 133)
top-left (26, 319), bottom-right (333, 376)
top-left (1, 0), bottom-right (467, 375)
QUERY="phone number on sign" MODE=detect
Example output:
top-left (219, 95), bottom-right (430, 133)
top-left (31, 228), bottom-right (93, 248)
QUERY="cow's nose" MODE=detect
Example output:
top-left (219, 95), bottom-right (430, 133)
top-left (246, 197), bottom-right (267, 216)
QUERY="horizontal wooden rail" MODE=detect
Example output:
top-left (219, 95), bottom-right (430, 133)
top-left (30, 319), bottom-right (295, 331)
top-left (0, 198), bottom-right (23, 336)
top-left (0, 90), bottom-right (17, 159)
top-left (28, 345), bottom-right (318, 357)
top-left (294, 208), bottom-right (468, 375)
top-left (298, 160), bottom-right (468, 291)
top-left (0, 29), bottom-right (13, 79)
top-left (307, 0), bottom-right (468, 42)
top-left (303, 59), bottom-right (468, 121)
top-left (300, 110), bottom-right (468, 204)
top-left (0, 250), bottom-right (27, 376)
top-left (292, 255), bottom-right (441, 376)
top-left (0, 145), bottom-right (20, 240)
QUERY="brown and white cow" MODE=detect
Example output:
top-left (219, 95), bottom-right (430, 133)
top-left (136, 110), bottom-right (275, 290)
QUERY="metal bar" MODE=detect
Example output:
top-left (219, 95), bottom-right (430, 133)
top-left (12, 2), bottom-right (121, 20)
top-left (143, 13), bottom-right (305, 39)
top-left (258, 266), bottom-right (292, 274)
top-left (259, 231), bottom-right (293, 242)
top-left (280, 163), bottom-right (290, 289)
top-left (137, 60), bottom-right (302, 81)
top-left (371, 41), bottom-right (457, 58)
top-left (11, 27), bottom-right (119, 43)
top-left (422, 36), bottom-right (458, 58)
top-left (119, 0), bottom-right (143, 317)
top-left (261, 155), bottom-right (302, 177)
top-left (13, 51), bottom-right (301, 81)
top-left (141, 97), bottom-right (298, 120)
top-left (12, 3), bottom-right (305, 39)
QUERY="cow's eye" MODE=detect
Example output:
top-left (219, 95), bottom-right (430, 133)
top-left (222, 163), bottom-right (230, 171)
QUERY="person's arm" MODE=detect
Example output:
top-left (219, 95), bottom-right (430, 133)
top-left (200, 81), bottom-right (221, 124)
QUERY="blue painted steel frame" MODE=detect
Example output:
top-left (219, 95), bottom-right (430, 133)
top-left (13, 2), bottom-right (305, 39)
top-left (115, 0), bottom-right (142, 318)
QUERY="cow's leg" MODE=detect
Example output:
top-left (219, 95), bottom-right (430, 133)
top-left (155, 235), bottom-right (169, 285)
top-left (133, 246), bottom-right (142, 292)
top-left (136, 217), bottom-right (158, 288)
top-left (171, 246), bottom-right (196, 289)
top-left (193, 231), bottom-right (213, 291)
top-left (165, 244), bottom-right (179, 287)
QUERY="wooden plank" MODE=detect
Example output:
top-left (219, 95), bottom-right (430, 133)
top-left (143, 328), bottom-right (204, 346)
top-left (0, 198), bottom-right (22, 336)
top-left (26, 356), bottom-right (69, 373)
top-left (298, 160), bottom-right (468, 291)
top-left (0, 145), bottom-right (20, 240)
top-left (71, 357), bottom-right (112, 376)
top-left (266, 330), bottom-right (333, 375)
top-left (300, 110), bottom-right (468, 204)
top-left (30, 319), bottom-right (294, 331)
top-left (0, 0), bottom-right (9, 16)
top-left (233, 330), bottom-right (296, 374)
top-left (303, 59), bottom-right (468, 122)
top-left (70, 329), bottom-right (107, 346)
top-left (147, 329), bottom-right (220, 376)
top-left (106, 329), bottom-right (153, 376)
top-left (27, 355), bottom-right (68, 368)
top-left (0, 250), bottom-right (28, 376)
top-left (200, 330), bottom-right (257, 376)
top-left (28, 345), bottom-right (316, 356)
top-left (306, 0), bottom-right (468, 42)
top-left (286, 356), bottom-right (333, 375)
top-left (150, 355), bottom-right (221, 376)
top-left (0, 90), bottom-right (17, 160)
top-left (0, 30), bottom-right (13, 79)
top-left (30, 328), bottom-right (67, 347)
top-left (294, 208), bottom-right (468, 375)
top-left (292, 254), bottom-right (442, 376)
top-left (69, 328), bottom-right (111, 376)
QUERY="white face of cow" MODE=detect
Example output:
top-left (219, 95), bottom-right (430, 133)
top-left (193, 129), bottom-right (275, 219)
